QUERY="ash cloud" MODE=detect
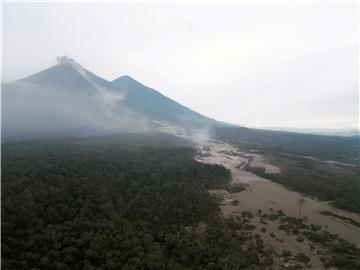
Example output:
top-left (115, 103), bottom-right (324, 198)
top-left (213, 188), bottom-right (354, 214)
top-left (57, 55), bottom-right (125, 117)
top-left (2, 57), bottom-right (155, 139)
top-left (2, 56), bottom-right (217, 141)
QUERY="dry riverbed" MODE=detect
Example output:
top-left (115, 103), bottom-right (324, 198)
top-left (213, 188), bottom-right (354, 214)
top-left (196, 140), bottom-right (360, 270)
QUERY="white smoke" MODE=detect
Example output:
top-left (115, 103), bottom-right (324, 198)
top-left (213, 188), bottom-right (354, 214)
top-left (156, 121), bottom-right (211, 145)
top-left (57, 56), bottom-right (124, 117)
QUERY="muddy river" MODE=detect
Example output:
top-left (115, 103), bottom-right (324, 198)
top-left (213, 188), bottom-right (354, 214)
top-left (196, 140), bottom-right (360, 267)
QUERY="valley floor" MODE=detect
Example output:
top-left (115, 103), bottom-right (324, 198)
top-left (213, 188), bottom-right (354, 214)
top-left (196, 140), bottom-right (360, 270)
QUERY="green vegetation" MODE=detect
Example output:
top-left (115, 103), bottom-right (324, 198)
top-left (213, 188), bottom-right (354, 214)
top-left (245, 156), bottom-right (360, 214)
top-left (2, 134), bottom-right (274, 270)
top-left (259, 208), bottom-right (360, 270)
top-left (215, 127), bottom-right (359, 164)
top-left (215, 127), bottom-right (360, 213)
top-left (319, 211), bottom-right (360, 228)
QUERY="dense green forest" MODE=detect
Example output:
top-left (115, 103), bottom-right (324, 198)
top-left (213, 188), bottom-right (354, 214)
top-left (2, 134), bottom-right (277, 270)
top-left (215, 127), bottom-right (360, 164)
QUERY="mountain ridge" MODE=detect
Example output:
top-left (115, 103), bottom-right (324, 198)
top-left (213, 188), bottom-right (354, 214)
top-left (2, 57), bottom-right (226, 139)
top-left (111, 75), bottom-right (220, 127)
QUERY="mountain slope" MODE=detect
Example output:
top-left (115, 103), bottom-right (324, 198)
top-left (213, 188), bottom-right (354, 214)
top-left (2, 57), bottom-right (225, 139)
top-left (19, 57), bottom-right (116, 97)
top-left (19, 62), bottom-right (96, 93)
top-left (111, 75), bottom-right (220, 127)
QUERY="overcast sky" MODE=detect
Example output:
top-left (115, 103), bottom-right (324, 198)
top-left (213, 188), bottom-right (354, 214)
top-left (2, 2), bottom-right (359, 129)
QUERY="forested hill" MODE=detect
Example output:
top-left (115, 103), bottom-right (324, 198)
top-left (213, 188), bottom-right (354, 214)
top-left (2, 132), bottom-right (196, 155)
top-left (4, 134), bottom-right (261, 270)
top-left (3, 132), bottom-right (360, 269)
top-left (215, 127), bottom-right (360, 164)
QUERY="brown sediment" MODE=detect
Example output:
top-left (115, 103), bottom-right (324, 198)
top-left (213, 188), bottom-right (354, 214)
top-left (196, 140), bottom-right (360, 248)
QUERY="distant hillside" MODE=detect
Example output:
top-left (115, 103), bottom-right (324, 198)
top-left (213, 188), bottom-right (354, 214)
top-left (2, 132), bottom-right (196, 158)
top-left (215, 127), bottom-right (360, 164)
top-left (262, 127), bottom-right (360, 137)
